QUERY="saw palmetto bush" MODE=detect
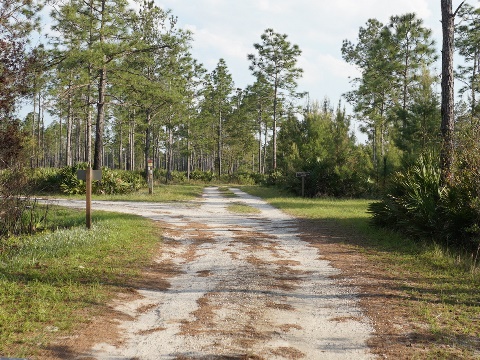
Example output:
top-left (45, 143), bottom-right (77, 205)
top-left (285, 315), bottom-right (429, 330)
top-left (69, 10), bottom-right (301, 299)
top-left (369, 154), bottom-right (445, 239)
top-left (369, 150), bottom-right (480, 250)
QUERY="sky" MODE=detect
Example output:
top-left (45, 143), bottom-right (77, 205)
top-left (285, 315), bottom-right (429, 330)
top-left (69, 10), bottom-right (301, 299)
top-left (152, 0), bottom-right (477, 134)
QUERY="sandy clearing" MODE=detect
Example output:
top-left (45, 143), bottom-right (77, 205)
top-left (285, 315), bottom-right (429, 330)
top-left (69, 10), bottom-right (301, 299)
top-left (48, 187), bottom-right (374, 359)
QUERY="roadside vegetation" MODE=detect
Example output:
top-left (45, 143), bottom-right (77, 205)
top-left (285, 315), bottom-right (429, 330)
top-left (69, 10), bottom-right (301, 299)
top-left (0, 206), bottom-right (161, 358)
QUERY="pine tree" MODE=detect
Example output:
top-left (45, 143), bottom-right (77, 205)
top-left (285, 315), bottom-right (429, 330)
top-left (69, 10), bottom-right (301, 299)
top-left (455, 3), bottom-right (480, 118)
top-left (201, 59), bottom-right (234, 177)
top-left (248, 28), bottom-right (303, 171)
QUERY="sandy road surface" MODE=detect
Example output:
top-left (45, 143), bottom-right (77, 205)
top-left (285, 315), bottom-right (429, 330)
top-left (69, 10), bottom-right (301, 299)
top-left (50, 187), bottom-right (374, 359)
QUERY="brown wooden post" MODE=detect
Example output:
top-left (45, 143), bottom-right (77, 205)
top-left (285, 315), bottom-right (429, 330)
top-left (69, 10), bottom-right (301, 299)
top-left (301, 176), bottom-right (305, 198)
top-left (86, 166), bottom-right (92, 229)
top-left (148, 159), bottom-right (153, 195)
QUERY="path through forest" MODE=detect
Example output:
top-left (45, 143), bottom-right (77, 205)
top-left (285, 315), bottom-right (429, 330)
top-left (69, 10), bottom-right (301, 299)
top-left (49, 187), bottom-right (374, 359)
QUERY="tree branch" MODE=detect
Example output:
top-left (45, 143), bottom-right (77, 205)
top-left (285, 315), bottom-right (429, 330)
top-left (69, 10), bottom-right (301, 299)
top-left (453, 1), bottom-right (466, 17)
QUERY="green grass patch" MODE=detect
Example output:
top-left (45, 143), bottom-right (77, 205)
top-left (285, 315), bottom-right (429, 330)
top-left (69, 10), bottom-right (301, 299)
top-left (227, 202), bottom-right (261, 214)
top-left (42, 183), bottom-right (204, 202)
top-left (241, 185), bottom-right (480, 359)
top-left (217, 186), bottom-right (238, 198)
top-left (0, 206), bottom-right (160, 358)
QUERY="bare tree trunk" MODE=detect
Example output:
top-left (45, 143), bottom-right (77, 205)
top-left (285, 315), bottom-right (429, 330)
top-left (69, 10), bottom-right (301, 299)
top-left (187, 124), bottom-right (191, 180)
top-left (128, 110), bottom-right (135, 171)
top-left (217, 109), bottom-right (222, 178)
top-left (36, 91), bottom-right (41, 167)
top-left (166, 124), bottom-right (174, 183)
top-left (118, 118), bottom-right (123, 170)
top-left (93, 0), bottom-right (107, 170)
top-left (85, 0), bottom-right (94, 166)
top-left (86, 71), bottom-right (93, 166)
top-left (31, 87), bottom-right (37, 168)
top-left (272, 84), bottom-right (278, 170)
top-left (93, 60), bottom-right (106, 170)
top-left (144, 109), bottom-right (152, 177)
top-left (66, 87), bottom-right (73, 167)
top-left (440, 0), bottom-right (464, 185)
top-left (263, 119), bottom-right (268, 174)
top-left (258, 105), bottom-right (262, 174)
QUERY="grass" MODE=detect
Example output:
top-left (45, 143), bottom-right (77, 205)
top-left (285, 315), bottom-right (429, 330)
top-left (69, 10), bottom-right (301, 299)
top-left (241, 185), bottom-right (480, 359)
top-left (43, 183), bottom-right (204, 202)
top-left (226, 202), bottom-right (261, 214)
top-left (217, 186), bottom-right (238, 198)
top-left (0, 205), bottom-right (160, 358)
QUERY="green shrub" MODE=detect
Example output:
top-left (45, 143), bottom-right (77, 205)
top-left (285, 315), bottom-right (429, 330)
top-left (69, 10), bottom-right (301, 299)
top-left (189, 169), bottom-right (215, 182)
top-left (154, 169), bottom-right (188, 183)
top-left (235, 172), bottom-right (257, 185)
top-left (60, 165), bottom-right (86, 195)
top-left (29, 167), bottom-right (63, 193)
top-left (369, 154), bottom-right (444, 238)
top-left (282, 161), bottom-right (371, 198)
top-left (265, 170), bottom-right (284, 186)
top-left (369, 154), bottom-right (480, 249)
top-left (56, 166), bottom-right (144, 195)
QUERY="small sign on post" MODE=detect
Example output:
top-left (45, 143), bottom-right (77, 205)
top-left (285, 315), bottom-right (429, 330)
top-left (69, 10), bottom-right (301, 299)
top-left (147, 159), bottom-right (154, 195)
top-left (295, 171), bottom-right (311, 197)
top-left (77, 168), bottom-right (102, 229)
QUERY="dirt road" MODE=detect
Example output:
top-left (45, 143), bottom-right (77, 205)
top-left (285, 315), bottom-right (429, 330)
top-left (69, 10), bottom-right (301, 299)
top-left (50, 187), bottom-right (374, 359)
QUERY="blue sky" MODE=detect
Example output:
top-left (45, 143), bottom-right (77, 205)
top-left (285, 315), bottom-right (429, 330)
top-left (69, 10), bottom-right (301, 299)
top-left (154, 1), bottom-right (477, 121)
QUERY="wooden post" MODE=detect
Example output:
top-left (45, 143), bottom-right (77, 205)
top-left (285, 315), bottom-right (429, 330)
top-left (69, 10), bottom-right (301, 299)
top-left (86, 166), bottom-right (92, 229)
top-left (301, 176), bottom-right (305, 197)
top-left (148, 159), bottom-right (153, 195)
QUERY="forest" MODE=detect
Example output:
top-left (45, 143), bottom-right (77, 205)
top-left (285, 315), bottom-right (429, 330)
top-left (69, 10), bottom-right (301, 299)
top-left (1, 0), bottom-right (480, 249)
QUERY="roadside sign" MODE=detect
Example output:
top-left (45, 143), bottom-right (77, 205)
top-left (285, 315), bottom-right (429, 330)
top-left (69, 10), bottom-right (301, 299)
top-left (147, 159), bottom-right (154, 194)
top-left (77, 169), bottom-right (102, 181)
top-left (295, 171), bottom-right (310, 197)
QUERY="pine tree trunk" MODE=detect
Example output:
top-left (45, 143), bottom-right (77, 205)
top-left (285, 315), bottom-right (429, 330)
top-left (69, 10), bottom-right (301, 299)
top-left (272, 84), bottom-right (278, 170)
top-left (217, 109), bottom-right (222, 177)
top-left (93, 0), bottom-right (107, 170)
top-left (440, 0), bottom-right (457, 186)
top-left (66, 89), bottom-right (73, 167)
top-left (258, 109), bottom-right (262, 174)
top-left (86, 67), bottom-right (93, 166)
top-left (144, 110), bottom-right (151, 176)
top-left (93, 62), bottom-right (106, 170)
